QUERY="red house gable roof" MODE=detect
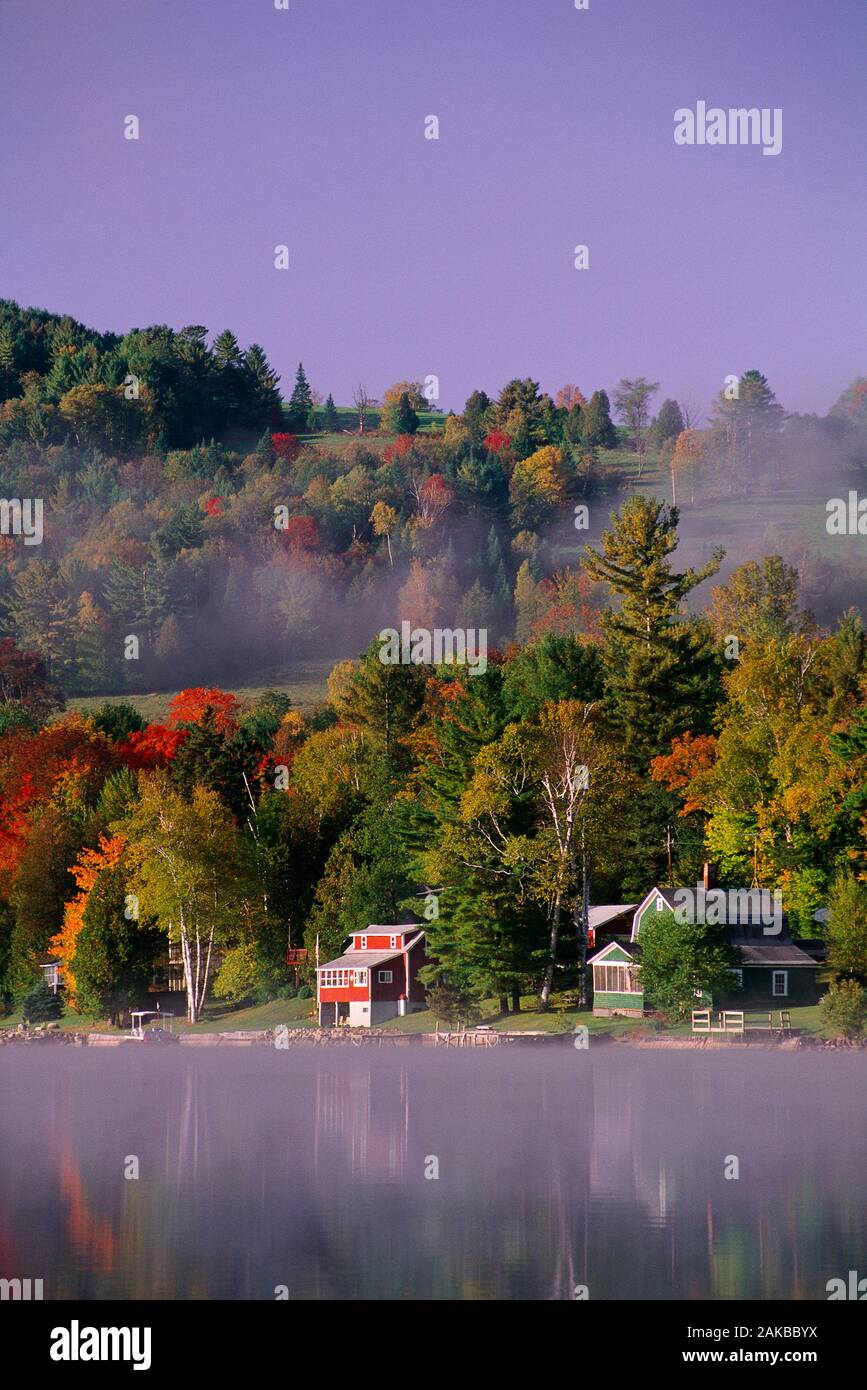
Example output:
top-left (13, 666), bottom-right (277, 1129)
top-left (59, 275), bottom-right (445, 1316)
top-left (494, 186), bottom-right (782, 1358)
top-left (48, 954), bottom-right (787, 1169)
top-left (349, 926), bottom-right (420, 951)
top-left (318, 929), bottom-right (425, 973)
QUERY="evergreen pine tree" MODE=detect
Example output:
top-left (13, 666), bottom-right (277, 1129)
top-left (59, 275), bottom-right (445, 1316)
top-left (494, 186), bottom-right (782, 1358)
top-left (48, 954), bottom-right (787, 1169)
top-left (286, 362), bottom-right (314, 432)
top-left (334, 639), bottom-right (426, 771)
top-left (394, 391), bottom-right (419, 435)
top-left (583, 496), bottom-right (723, 769)
top-left (579, 389), bottom-right (618, 448)
top-left (321, 393), bottom-right (340, 432)
top-left (243, 344), bottom-right (283, 428)
top-left (652, 399), bottom-right (685, 450)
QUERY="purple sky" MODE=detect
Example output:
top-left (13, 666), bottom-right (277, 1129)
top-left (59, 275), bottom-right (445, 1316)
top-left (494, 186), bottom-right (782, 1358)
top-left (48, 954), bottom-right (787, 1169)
top-left (1, 0), bottom-right (864, 418)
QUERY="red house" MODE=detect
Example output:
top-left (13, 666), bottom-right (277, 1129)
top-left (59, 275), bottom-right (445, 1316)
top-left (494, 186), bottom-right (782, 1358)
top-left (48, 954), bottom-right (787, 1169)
top-left (316, 925), bottom-right (428, 1027)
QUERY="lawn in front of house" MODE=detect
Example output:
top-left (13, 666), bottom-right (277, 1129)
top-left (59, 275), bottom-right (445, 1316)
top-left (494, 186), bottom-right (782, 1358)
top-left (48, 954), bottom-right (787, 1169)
top-left (0, 995), bottom-right (318, 1034)
top-left (379, 992), bottom-right (646, 1036)
top-left (0, 996), bottom-right (832, 1039)
top-left (172, 996), bottom-right (317, 1033)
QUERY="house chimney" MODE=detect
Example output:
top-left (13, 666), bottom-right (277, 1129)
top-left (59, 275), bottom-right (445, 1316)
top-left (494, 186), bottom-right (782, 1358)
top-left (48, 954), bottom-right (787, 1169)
top-left (702, 862), bottom-right (717, 891)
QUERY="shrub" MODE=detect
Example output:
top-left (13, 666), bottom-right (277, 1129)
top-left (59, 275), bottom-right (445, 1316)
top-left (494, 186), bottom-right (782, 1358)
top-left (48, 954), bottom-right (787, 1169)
top-left (821, 979), bottom-right (867, 1038)
top-left (425, 982), bottom-right (481, 1028)
top-left (21, 982), bottom-right (63, 1024)
top-left (212, 944), bottom-right (257, 1004)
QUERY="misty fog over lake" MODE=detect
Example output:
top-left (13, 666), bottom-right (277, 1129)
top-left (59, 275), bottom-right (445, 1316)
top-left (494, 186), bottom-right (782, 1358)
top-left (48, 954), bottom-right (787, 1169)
top-left (1, 1048), bottom-right (865, 1301)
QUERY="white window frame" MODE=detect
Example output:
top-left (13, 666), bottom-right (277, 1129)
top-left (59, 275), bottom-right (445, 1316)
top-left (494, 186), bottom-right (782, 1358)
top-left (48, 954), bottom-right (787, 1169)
top-left (321, 969), bottom-right (352, 988)
top-left (593, 963), bottom-right (639, 994)
top-left (378, 969), bottom-right (393, 984)
top-left (359, 936), bottom-right (367, 950)
top-left (354, 969), bottom-right (367, 987)
top-left (772, 970), bottom-right (788, 997)
top-left (655, 897), bottom-right (663, 911)
top-left (389, 934), bottom-right (397, 949)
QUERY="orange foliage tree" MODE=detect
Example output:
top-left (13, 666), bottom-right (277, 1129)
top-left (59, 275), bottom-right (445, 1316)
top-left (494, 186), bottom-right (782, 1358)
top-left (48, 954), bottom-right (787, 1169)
top-left (168, 687), bottom-right (241, 734)
top-left (650, 733), bottom-right (718, 815)
top-left (118, 725), bottom-right (188, 769)
top-left (0, 716), bottom-right (117, 876)
top-left (50, 835), bottom-right (126, 1004)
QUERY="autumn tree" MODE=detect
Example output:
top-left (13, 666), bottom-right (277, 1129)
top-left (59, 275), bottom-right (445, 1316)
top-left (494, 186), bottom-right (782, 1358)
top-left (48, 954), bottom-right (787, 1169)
top-left (555, 385), bottom-right (586, 411)
top-left (431, 701), bottom-right (636, 1008)
top-left (669, 428), bottom-right (708, 505)
top-left (121, 773), bottom-right (254, 1022)
top-left (509, 445), bottom-right (567, 531)
top-left (411, 474), bottom-right (453, 531)
top-left (381, 383), bottom-right (426, 434)
top-left (707, 556), bottom-right (806, 647)
top-left (0, 637), bottom-right (63, 723)
top-left (370, 500), bottom-right (398, 567)
top-left (168, 687), bottom-right (241, 734)
top-left (74, 857), bottom-right (164, 1024)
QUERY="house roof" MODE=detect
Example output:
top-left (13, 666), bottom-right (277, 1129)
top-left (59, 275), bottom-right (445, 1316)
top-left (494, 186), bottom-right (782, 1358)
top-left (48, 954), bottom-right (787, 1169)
top-left (318, 931), bottom-right (424, 972)
top-left (587, 940), bottom-right (635, 965)
top-left (366, 914), bottom-right (424, 929)
top-left (318, 949), bottom-right (403, 970)
top-left (588, 904), bottom-right (636, 930)
top-left (632, 885), bottom-right (791, 937)
top-left (733, 940), bottom-right (820, 968)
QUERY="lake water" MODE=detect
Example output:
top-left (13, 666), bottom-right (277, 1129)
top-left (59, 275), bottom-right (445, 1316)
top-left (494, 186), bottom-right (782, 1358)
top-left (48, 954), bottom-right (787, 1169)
top-left (1, 1046), bottom-right (865, 1300)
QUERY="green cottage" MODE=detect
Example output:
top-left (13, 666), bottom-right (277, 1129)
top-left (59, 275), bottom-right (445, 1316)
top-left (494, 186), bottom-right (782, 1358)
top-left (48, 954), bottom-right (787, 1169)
top-left (586, 939), bottom-right (644, 1017)
top-left (588, 869), bottom-right (826, 1017)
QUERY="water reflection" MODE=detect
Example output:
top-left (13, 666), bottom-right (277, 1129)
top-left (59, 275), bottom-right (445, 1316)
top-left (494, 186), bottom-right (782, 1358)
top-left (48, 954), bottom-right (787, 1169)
top-left (0, 1048), bottom-right (865, 1299)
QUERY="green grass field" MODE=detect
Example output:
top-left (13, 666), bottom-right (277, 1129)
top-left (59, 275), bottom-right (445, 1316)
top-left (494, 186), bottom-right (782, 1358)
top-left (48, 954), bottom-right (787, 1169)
top-left (67, 660), bottom-right (334, 725)
top-left (552, 447), bottom-right (864, 592)
top-left (290, 403), bottom-right (445, 448)
top-left (0, 994), bottom-right (830, 1040)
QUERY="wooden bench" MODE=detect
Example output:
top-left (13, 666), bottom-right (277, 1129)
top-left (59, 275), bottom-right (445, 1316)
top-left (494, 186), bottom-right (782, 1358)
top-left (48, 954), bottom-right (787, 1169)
top-left (692, 1009), bottom-right (744, 1035)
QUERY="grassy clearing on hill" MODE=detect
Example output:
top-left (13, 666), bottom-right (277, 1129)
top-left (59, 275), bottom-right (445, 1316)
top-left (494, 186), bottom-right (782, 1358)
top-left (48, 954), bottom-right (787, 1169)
top-left (67, 661), bottom-right (335, 725)
top-left (556, 447), bottom-right (861, 583)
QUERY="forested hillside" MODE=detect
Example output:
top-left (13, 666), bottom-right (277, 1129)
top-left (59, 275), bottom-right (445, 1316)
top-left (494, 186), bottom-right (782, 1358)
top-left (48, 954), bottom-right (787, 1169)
top-left (1, 300), bottom-right (865, 695)
top-left (1, 301), bottom-right (866, 1025)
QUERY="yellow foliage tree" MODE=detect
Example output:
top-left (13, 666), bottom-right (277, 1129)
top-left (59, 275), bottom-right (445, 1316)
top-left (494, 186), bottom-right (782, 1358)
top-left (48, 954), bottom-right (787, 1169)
top-left (509, 445), bottom-right (567, 529)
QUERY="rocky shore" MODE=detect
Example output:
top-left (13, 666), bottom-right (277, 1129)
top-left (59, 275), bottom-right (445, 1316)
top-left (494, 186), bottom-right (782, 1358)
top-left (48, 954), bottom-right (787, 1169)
top-left (2, 1022), bottom-right (866, 1049)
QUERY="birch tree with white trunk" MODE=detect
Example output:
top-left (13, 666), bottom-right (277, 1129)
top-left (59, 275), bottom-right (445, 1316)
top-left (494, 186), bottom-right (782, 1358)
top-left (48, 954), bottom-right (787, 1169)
top-left (121, 773), bottom-right (250, 1022)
